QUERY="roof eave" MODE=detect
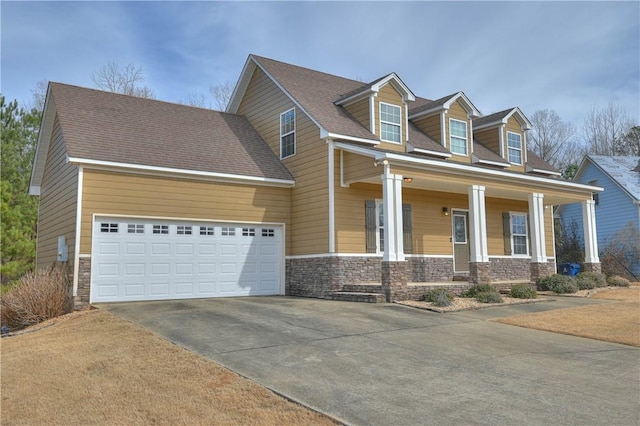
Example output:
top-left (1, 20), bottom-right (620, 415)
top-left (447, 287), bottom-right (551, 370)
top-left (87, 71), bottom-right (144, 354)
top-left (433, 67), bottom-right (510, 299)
top-left (67, 157), bottom-right (296, 188)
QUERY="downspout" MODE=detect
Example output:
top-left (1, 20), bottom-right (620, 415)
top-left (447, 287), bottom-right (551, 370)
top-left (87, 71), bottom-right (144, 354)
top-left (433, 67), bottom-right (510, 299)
top-left (72, 166), bottom-right (84, 297)
top-left (327, 139), bottom-right (335, 253)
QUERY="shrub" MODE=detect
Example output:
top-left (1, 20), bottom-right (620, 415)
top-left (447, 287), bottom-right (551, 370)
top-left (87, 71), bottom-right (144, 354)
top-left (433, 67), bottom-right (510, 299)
top-left (575, 272), bottom-right (607, 290)
top-left (475, 291), bottom-right (503, 304)
top-left (509, 284), bottom-right (537, 299)
top-left (460, 284), bottom-right (495, 298)
top-left (607, 275), bottom-right (630, 287)
top-left (537, 274), bottom-right (574, 292)
top-left (422, 288), bottom-right (454, 307)
top-left (0, 266), bottom-right (72, 331)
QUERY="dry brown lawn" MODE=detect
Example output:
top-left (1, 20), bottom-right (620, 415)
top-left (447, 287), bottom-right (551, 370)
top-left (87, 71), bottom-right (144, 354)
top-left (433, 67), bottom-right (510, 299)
top-left (0, 310), bottom-right (337, 426)
top-left (498, 287), bottom-right (640, 347)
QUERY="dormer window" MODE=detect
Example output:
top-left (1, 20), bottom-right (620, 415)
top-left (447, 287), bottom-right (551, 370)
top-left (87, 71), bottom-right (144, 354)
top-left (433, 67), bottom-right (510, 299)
top-left (280, 108), bottom-right (296, 159)
top-left (507, 132), bottom-right (522, 165)
top-left (380, 102), bottom-right (401, 143)
top-left (449, 119), bottom-right (468, 156)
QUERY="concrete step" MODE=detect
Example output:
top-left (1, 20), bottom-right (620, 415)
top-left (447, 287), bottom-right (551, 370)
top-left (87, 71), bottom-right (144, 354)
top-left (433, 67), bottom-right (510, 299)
top-left (341, 284), bottom-right (382, 293)
top-left (329, 291), bottom-right (386, 303)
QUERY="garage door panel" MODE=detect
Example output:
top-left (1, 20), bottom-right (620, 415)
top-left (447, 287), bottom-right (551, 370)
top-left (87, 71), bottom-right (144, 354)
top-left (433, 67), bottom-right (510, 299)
top-left (91, 217), bottom-right (282, 303)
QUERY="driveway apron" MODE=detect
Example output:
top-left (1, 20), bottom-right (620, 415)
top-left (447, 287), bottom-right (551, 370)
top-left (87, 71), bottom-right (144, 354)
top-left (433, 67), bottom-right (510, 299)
top-left (101, 296), bottom-right (640, 426)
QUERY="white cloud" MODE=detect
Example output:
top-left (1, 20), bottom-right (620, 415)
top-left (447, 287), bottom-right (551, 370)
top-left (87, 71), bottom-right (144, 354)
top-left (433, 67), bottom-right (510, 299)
top-left (2, 0), bottom-right (637, 133)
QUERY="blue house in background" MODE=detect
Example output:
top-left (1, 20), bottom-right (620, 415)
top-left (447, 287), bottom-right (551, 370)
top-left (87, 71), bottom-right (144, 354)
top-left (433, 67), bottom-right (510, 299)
top-left (558, 155), bottom-right (640, 278)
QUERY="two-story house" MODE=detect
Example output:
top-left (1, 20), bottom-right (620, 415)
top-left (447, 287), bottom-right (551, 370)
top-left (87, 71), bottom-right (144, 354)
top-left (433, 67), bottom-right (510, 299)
top-left (30, 54), bottom-right (602, 308)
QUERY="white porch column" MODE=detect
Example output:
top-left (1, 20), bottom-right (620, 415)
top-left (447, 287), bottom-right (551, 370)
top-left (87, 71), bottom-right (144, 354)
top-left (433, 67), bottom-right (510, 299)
top-left (528, 193), bottom-right (547, 263)
top-left (468, 185), bottom-right (489, 262)
top-left (381, 166), bottom-right (404, 262)
top-left (582, 199), bottom-right (600, 263)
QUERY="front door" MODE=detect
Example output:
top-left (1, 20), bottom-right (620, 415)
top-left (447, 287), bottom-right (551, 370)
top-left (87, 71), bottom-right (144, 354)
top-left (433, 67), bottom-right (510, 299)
top-left (452, 211), bottom-right (470, 272)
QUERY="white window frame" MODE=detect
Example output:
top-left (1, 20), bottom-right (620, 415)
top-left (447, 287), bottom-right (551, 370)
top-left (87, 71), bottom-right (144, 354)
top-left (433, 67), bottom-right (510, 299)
top-left (507, 131), bottom-right (523, 165)
top-left (376, 199), bottom-right (385, 254)
top-left (280, 108), bottom-right (296, 159)
top-left (449, 118), bottom-right (468, 156)
top-left (510, 212), bottom-right (529, 256)
top-left (379, 102), bottom-right (402, 144)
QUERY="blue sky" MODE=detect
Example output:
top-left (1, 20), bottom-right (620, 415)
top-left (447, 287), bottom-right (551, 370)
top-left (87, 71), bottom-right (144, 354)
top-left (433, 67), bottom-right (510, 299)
top-left (2, 1), bottom-right (639, 135)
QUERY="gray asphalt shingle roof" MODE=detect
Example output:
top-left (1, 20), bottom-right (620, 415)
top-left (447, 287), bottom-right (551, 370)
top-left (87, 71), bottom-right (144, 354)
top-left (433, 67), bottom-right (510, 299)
top-left (588, 155), bottom-right (640, 200)
top-left (49, 82), bottom-right (293, 181)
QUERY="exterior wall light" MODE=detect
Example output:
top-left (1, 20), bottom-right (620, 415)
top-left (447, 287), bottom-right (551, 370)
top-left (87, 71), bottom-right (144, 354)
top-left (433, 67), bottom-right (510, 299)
top-left (442, 207), bottom-right (449, 216)
top-left (403, 177), bottom-right (413, 183)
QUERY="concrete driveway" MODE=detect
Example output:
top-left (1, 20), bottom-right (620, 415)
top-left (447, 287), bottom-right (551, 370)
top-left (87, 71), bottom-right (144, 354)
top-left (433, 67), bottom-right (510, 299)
top-left (101, 296), bottom-right (639, 425)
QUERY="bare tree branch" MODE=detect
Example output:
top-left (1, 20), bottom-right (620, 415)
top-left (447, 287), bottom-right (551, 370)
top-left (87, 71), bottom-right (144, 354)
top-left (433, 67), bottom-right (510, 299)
top-left (209, 81), bottom-right (234, 111)
top-left (528, 109), bottom-right (579, 172)
top-left (583, 102), bottom-right (634, 156)
top-left (91, 62), bottom-right (155, 99)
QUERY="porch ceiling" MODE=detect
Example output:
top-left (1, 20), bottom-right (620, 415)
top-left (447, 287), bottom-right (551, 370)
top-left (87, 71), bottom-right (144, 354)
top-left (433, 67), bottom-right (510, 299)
top-left (352, 163), bottom-right (595, 206)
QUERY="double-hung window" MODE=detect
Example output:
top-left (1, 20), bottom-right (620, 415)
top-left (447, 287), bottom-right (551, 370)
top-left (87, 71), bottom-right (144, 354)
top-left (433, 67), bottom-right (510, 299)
top-left (280, 108), bottom-right (295, 159)
top-left (380, 103), bottom-right (401, 143)
top-left (449, 119), bottom-right (468, 155)
top-left (511, 213), bottom-right (528, 255)
top-left (507, 132), bottom-right (522, 165)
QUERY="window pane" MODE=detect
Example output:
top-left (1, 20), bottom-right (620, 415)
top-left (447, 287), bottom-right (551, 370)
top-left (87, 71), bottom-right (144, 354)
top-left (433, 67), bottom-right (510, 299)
top-left (507, 133), bottom-right (522, 164)
top-left (454, 215), bottom-right (467, 243)
top-left (381, 123), bottom-right (400, 142)
top-left (513, 236), bottom-right (527, 255)
top-left (380, 103), bottom-right (400, 124)
top-left (281, 133), bottom-right (295, 158)
top-left (450, 120), bottom-right (467, 138)
top-left (511, 215), bottom-right (526, 234)
top-left (450, 136), bottom-right (467, 155)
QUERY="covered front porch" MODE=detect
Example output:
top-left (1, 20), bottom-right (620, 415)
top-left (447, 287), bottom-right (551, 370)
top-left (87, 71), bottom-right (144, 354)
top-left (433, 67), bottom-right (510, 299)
top-left (324, 142), bottom-right (603, 302)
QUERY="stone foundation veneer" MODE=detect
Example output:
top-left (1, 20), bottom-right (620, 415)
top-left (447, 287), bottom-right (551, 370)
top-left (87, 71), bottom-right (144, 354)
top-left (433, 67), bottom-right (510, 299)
top-left (582, 262), bottom-right (601, 273)
top-left (489, 258), bottom-right (531, 281)
top-left (469, 262), bottom-right (491, 285)
top-left (530, 261), bottom-right (556, 281)
top-left (405, 257), bottom-right (454, 282)
top-left (74, 257), bottom-right (92, 310)
top-left (381, 261), bottom-right (408, 302)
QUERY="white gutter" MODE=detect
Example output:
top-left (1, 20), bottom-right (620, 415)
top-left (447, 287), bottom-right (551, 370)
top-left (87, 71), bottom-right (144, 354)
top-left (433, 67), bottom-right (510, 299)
top-left (333, 142), bottom-right (603, 193)
top-left (66, 157), bottom-right (296, 188)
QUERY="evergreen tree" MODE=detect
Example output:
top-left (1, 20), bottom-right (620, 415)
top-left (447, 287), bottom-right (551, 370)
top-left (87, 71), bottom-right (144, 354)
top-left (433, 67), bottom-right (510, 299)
top-left (1, 96), bottom-right (41, 284)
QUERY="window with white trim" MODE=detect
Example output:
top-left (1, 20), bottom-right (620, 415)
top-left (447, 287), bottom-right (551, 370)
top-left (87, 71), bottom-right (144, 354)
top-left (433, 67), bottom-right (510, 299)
top-left (510, 213), bottom-right (528, 255)
top-left (100, 223), bottom-right (118, 233)
top-left (262, 228), bottom-right (275, 237)
top-left (377, 200), bottom-right (385, 253)
top-left (449, 119), bottom-right (468, 155)
top-left (379, 103), bottom-right (401, 143)
top-left (280, 108), bottom-right (295, 159)
top-left (199, 226), bottom-right (215, 236)
top-left (221, 227), bottom-right (235, 236)
top-left (507, 132), bottom-right (522, 165)
top-left (177, 225), bottom-right (192, 235)
top-left (152, 225), bottom-right (169, 235)
top-left (242, 228), bottom-right (256, 236)
top-left (127, 224), bottom-right (144, 234)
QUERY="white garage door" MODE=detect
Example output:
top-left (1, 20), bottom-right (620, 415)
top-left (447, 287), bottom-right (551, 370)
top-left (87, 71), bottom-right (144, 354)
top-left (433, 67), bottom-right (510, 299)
top-left (91, 217), bottom-right (283, 303)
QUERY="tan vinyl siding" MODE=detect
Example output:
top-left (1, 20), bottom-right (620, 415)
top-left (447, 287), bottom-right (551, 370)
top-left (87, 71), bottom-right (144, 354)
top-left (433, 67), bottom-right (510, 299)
top-left (447, 101), bottom-right (472, 164)
top-left (334, 182), bottom-right (467, 255)
top-left (376, 83), bottom-right (406, 152)
top-left (36, 117), bottom-right (78, 269)
top-left (236, 67), bottom-right (329, 255)
top-left (80, 170), bottom-right (291, 254)
top-left (412, 114), bottom-right (441, 144)
top-left (342, 151), bottom-right (379, 184)
top-left (504, 118), bottom-right (525, 172)
top-left (486, 198), bottom-right (528, 255)
top-left (474, 127), bottom-right (500, 155)
top-left (343, 97), bottom-right (370, 131)
top-left (545, 207), bottom-right (555, 257)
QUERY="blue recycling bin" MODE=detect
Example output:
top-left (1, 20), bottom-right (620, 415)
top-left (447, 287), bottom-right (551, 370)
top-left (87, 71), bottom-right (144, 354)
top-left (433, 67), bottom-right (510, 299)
top-left (558, 263), bottom-right (580, 277)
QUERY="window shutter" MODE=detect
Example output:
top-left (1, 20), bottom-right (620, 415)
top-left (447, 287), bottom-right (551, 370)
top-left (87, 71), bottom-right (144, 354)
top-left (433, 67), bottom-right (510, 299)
top-left (502, 212), bottom-right (512, 255)
top-left (403, 204), bottom-right (413, 254)
top-left (365, 200), bottom-right (377, 253)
